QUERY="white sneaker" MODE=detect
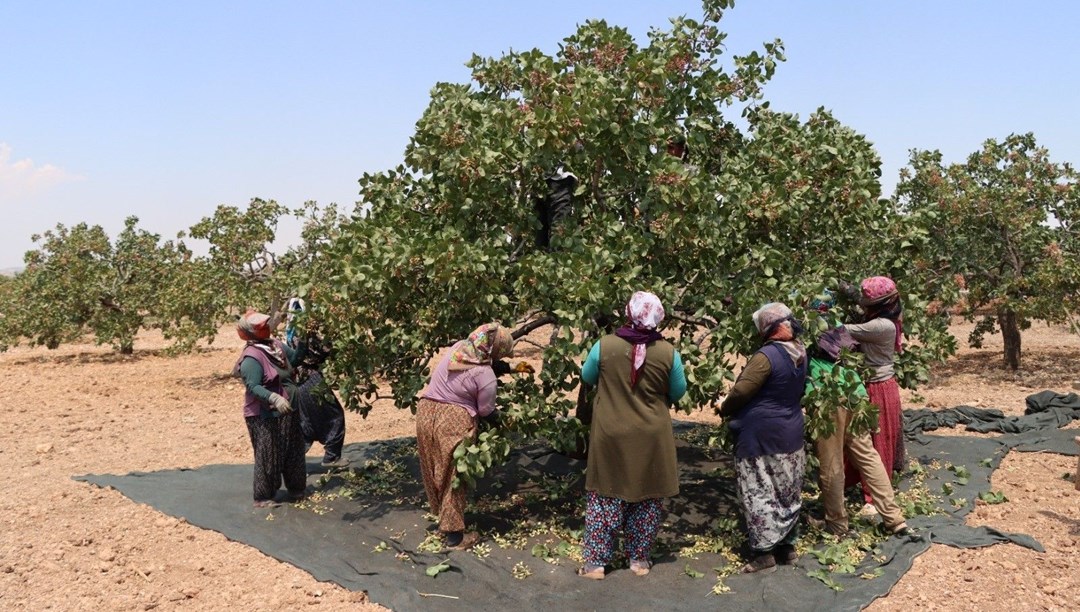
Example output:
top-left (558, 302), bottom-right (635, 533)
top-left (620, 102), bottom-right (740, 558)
top-left (858, 503), bottom-right (880, 518)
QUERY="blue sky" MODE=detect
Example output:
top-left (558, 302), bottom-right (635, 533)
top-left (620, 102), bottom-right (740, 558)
top-left (2, 1), bottom-right (1078, 268)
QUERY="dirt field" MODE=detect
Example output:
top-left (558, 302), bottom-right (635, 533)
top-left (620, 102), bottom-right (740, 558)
top-left (1, 319), bottom-right (1077, 610)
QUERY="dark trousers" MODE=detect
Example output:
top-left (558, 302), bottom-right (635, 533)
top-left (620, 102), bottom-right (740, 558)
top-left (245, 412), bottom-right (307, 502)
top-left (295, 370), bottom-right (347, 462)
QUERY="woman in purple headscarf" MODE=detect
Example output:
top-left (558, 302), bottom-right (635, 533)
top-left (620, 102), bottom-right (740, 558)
top-left (576, 291), bottom-right (687, 580)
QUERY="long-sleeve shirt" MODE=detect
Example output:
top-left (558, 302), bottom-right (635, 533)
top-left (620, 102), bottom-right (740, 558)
top-left (239, 343), bottom-right (302, 398)
top-left (581, 340), bottom-right (687, 404)
top-left (718, 352), bottom-right (770, 417)
top-left (844, 318), bottom-right (896, 382)
top-left (421, 341), bottom-right (499, 417)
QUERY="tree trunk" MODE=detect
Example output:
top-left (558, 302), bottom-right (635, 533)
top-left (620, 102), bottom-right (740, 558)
top-left (998, 308), bottom-right (1021, 370)
top-left (120, 342), bottom-right (134, 355)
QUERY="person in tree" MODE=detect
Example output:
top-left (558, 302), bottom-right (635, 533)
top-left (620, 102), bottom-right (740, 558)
top-left (804, 325), bottom-right (909, 537)
top-left (284, 298), bottom-right (348, 469)
top-left (842, 276), bottom-right (906, 512)
top-left (717, 302), bottom-right (806, 573)
top-left (233, 310), bottom-right (308, 508)
top-left (416, 323), bottom-right (515, 551)
top-left (577, 291), bottom-right (687, 580)
top-left (533, 166), bottom-right (578, 250)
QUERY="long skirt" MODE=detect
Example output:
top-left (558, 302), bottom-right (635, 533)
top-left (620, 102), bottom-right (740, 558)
top-left (581, 491), bottom-right (665, 566)
top-left (736, 450), bottom-right (804, 552)
top-left (846, 378), bottom-right (905, 501)
top-left (415, 398), bottom-right (477, 533)
top-left (245, 412), bottom-right (307, 502)
top-left (294, 370), bottom-right (347, 462)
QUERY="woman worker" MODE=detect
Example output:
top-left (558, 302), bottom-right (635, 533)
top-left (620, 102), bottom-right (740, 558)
top-left (416, 323), bottom-right (514, 551)
top-left (718, 302), bottom-right (807, 574)
top-left (577, 291), bottom-right (687, 580)
top-left (234, 309), bottom-right (308, 508)
top-left (844, 276), bottom-right (906, 509)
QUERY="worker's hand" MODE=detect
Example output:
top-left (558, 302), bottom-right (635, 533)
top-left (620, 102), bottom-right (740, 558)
top-left (513, 361), bottom-right (536, 374)
top-left (268, 392), bottom-right (292, 414)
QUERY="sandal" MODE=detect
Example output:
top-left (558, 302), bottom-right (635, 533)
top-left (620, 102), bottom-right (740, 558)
top-left (773, 544), bottom-right (798, 565)
top-left (444, 531), bottom-right (480, 551)
top-left (252, 500), bottom-right (280, 508)
top-left (577, 565), bottom-right (605, 580)
top-left (629, 559), bottom-right (651, 576)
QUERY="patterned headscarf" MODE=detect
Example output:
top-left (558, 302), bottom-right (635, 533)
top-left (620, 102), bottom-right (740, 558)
top-left (448, 323), bottom-right (514, 371)
top-left (615, 291), bottom-right (666, 387)
top-left (860, 276), bottom-right (903, 353)
top-left (752, 302), bottom-right (806, 365)
top-left (859, 276), bottom-right (898, 307)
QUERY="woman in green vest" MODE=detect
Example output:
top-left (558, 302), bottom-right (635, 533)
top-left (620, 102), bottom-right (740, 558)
top-left (577, 291), bottom-right (687, 580)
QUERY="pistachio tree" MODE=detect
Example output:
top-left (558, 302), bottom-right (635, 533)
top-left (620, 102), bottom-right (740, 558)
top-left (305, 0), bottom-right (953, 481)
top-left (0, 217), bottom-right (192, 353)
top-left (895, 133), bottom-right (1080, 369)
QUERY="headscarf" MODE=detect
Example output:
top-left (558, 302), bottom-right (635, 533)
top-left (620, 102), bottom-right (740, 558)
top-left (860, 276), bottom-right (903, 354)
top-left (807, 289), bottom-right (836, 313)
top-left (285, 297), bottom-right (305, 346)
top-left (237, 310), bottom-right (287, 366)
top-left (448, 323), bottom-right (514, 371)
top-left (614, 291), bottom-right (666, 387)
top-left (752, 302), bottom-right (806, 366)
top-left (814, 327), bottom-right (858, 362)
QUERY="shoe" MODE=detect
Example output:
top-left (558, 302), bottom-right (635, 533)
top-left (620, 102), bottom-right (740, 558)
top-left (629, 559), bottom-right (651, 576)
top-left (858, 503), bottom-right (880, 518)
top-left (321, 457), bottom-right (350, 468)
top-left (773, 544), bottom-right (798, 565)
top-left (577, 565), bottom-right (605, 580)
top-left (887, 522), bottom-right (911, 536)
top-left (287, 490), bottom-right (307, 503)
top-left (740, 552), bottom-right (777, 574)
top-left (253, 500), bottom-right (280, 508)
top-left (444, 531), bottom-right (480, 551)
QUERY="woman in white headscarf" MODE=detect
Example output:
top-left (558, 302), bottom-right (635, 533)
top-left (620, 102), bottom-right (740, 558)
top-left (576, 291), bottom-right (687, 580)
top-left (718, 302), bottom-right (807, 573)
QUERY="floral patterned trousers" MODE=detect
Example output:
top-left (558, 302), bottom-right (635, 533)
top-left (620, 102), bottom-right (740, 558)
top-left (582, 491), bottom-right (664, 566)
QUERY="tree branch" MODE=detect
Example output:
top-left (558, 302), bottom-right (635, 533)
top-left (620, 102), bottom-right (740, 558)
top-left (512, 315), bottom-right (556, 339)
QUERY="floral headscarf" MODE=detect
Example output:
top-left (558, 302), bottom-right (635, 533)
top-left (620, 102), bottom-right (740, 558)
top-left (752, 302), bottom-right (806, 366)
top-left (448, 323), bottom-right (514, 371)
top-left (614, 291), bottom-right (666, 387)
top-left (860, 276), bottom-right (903, 353)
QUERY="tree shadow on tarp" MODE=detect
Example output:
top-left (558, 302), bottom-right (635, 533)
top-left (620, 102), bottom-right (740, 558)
top-left (76, 391), bottom-right (1080, 612)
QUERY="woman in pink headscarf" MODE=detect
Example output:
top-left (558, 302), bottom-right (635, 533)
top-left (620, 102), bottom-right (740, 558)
top-left (843, 276), bottom-right (906, 509)
top-left (576, 291), bottom-right (687, 580)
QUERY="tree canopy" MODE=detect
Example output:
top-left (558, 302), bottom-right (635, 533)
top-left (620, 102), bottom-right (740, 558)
top-left (304, 0), bottom-right (956, 478)
top-left (895, 133), bottom-right (1080, 369)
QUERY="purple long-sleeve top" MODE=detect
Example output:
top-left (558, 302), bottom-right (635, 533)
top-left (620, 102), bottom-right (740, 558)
top-left (420, 341), bottom-right (498, 417)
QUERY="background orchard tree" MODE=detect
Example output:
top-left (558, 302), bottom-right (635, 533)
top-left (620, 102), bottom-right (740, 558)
top-left (310, 0), bottom-right (955, 482)
top-left (0, 217), bottom-right (193, 354)
top-left (895, 133), bottom-right (1080, 370)
top-left (182, 198), bottom-right (345, 334)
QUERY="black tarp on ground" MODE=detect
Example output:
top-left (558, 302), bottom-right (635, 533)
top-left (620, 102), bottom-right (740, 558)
top-left (76, 392), bottom-right (1080, 611)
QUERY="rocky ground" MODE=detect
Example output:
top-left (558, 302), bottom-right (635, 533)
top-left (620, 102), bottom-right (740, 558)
top-left (1, 319), bottom-right (1077, 610)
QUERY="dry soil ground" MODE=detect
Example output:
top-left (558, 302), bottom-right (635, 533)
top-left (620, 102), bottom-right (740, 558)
top-left (1, 319), bottom-right (1077, 610)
